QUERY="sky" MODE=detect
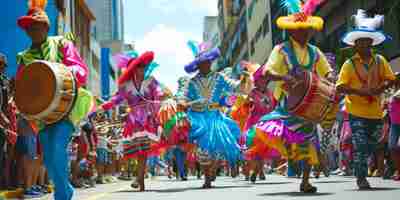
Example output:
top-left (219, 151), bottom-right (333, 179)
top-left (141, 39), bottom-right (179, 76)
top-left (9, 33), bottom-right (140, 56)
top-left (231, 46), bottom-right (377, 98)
top-left (123, 0), bottom-right (218, 92)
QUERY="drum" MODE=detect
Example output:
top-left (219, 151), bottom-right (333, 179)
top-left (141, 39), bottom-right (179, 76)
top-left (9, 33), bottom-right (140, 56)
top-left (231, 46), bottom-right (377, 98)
top-left (15, 61), bottom-right (77, 124)
top-left (287, 71), bottom-right (339, 128)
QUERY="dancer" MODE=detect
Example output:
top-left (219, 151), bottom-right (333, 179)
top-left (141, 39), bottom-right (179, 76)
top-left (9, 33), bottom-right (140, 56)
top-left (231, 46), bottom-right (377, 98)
top-left (251, 0), bottom-right (334, 193)
top-left (241, 62), bottom-right (277, 183)
top-left (337, 9), bottom-right (398, 189)
top-left (16, 1), bottom-right (90, 199)
top-left (182, 41), bottom-right (251, 188)
top-left (97, 51), bottom-right (168, 191)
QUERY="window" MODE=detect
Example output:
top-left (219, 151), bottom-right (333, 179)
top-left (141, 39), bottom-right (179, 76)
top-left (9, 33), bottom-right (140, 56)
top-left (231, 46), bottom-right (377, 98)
top-left (263, 13), bottom-right (270, 36)
top-left (251, 39), bottom-right (256, 55)
top-left (248, 0), bottom-right (258, 20)
top-left (255, 26), bottom-right (262, 43)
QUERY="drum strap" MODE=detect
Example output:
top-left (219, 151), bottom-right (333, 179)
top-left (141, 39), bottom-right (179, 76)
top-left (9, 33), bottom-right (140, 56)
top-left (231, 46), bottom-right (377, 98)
top-left (282, 41), bottom-right (318, 75)
top-left (349, 55), bottom-right (381, 86)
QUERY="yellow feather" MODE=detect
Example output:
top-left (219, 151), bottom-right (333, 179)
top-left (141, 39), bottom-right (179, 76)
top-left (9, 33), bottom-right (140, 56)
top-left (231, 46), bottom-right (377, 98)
top-left (29, 0), bottom-right (48, 10)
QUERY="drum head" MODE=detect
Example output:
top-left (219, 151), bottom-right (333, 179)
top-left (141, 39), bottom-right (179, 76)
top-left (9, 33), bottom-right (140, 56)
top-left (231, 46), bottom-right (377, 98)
top-left (286, 72), bottom-right (310, 110)
top-left (15, 62), bottom-right (56, 115)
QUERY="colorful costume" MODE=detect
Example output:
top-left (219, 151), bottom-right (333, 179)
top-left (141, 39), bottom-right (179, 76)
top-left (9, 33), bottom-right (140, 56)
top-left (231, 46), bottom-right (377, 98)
top-left (101, 51), bottom-right (167, 159)
top-left (242, 65), bottom-right (278, 160)
top-left (158, 76), bottom-right (191, 147)
top-left (336, 10), bottom-right (396, 181)
top-left (16, 1), bottom-right (91, 199)
top-left (183, 41), bottom-right (246, 166)
top-left (244, 65), bottom-right (277, 131)
top-left (248, 0), bottom-right (332, 166)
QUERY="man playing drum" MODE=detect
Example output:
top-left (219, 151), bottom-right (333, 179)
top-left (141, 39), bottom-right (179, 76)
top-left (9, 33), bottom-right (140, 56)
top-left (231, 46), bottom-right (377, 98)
top-left (252, 0), bottom-right (334, 193)
top-left (337, 9), bottom-right (399, 190)
top-left (16, 1), bottom-right (90, 199)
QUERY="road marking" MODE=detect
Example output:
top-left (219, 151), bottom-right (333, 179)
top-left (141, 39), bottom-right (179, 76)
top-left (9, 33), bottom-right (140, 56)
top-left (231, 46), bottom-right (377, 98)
top-left (83, 186), bottom-right (131, 200)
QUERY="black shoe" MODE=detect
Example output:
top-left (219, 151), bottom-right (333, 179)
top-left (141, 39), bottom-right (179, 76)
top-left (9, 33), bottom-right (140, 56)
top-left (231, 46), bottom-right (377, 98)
top-left (211, 176), bottom-right (216, 182)
top-left (250, 173), bottom-right (257, 183)
top-left (259, 174), bottom-right (266, 180)
top-left (245, 176), bottom-right (249, 181)
top-left (357, 178), bottom-right (371, 190)
top-left (300, 183), bottom-right (317, 193)
top-left (181, 177), bottom-right (188, 181)
top-left (131, 181), bottom-right (139, 189)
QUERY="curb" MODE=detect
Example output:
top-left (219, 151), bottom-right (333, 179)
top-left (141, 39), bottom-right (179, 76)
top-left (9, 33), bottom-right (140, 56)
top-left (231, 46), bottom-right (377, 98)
top-left (0, 188), bottom-right (24, 199)
top-left (0, 186), bottom-right (53, 199)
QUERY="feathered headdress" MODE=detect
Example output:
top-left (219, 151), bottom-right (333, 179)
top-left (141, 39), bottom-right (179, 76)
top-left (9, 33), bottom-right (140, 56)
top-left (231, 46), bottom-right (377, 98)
top-left (29, 0), bottom-right (48, 10)
top-left (184, 40), bottom-right (220, 73)
top-left (116, 51), bottom-right (159, 85)
top-left (342, 9), bottom-right (390, 46)
top-left (277, 0), bottom-right (326, 31)
top-left (113, 51), bottom-right (139, 69)
top-left (18, 0), bottom-right (50, 30)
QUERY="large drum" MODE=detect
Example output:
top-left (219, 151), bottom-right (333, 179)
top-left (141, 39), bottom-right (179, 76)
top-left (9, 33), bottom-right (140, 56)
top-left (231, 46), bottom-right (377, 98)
top-left (287, 71), bottom-right (339, 129)
top-left (15, 61), bottom-right (77, 124)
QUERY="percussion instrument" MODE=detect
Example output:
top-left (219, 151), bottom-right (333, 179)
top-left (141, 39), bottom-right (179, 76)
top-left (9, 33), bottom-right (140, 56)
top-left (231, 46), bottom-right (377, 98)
top-left (286, 71), bottom-right (339, 128)
top-left (15, 61), bottom-right (77, 124)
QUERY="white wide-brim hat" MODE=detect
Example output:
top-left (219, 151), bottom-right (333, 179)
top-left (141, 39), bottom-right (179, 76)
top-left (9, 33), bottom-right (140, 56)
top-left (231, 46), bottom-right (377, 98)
top-left (342, 29), bottom-right (389, 46)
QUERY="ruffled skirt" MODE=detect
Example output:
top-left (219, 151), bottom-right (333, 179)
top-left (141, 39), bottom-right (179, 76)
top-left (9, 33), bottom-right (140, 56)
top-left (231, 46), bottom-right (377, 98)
top-left (187, 110), bottom-right (241, 166)
top-left (121, 130), bottom-right (166, 159)
top-left (245, 109), bottom-right (320, 165)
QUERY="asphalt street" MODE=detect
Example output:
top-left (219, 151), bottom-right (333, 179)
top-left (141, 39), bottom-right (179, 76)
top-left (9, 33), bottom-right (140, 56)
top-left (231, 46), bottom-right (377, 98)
top-left (27, 174), bottom-right (400, 200)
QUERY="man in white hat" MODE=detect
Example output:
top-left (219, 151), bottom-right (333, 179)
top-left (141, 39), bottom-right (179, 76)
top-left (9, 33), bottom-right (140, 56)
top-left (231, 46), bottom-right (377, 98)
top-left (336, 9), bottom-right (399, 190)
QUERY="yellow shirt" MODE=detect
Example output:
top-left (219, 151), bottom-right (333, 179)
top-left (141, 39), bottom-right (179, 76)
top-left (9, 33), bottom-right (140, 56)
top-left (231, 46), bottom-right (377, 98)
top-left (263, 38), bottom-right (332, 100)
top-left (336, 53), bottom-right (396, 119)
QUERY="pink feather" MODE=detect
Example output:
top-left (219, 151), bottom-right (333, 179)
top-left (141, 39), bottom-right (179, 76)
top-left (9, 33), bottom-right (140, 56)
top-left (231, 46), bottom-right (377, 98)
top-left (113, 53), bottom-right (132, 69)
top-left (199, 42), bottom-right (212, 53)
top-left (302, 0), bottom-right (325, 16)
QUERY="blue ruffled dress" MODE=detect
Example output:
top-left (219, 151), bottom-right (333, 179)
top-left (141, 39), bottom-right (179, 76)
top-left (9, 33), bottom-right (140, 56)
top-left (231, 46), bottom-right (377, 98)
top-left (184, 71), bottom-right (241, 166)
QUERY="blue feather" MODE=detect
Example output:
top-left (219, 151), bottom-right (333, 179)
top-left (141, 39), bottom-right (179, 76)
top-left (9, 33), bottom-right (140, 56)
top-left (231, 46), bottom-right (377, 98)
top-left (281, 0), bottom-right (301, 14)
top-left (144, 62), bottom-right (159, 80)
top-left (126, 50), bottom-right (139, 58)
top-left (187, 40), bottom-right (199, 57)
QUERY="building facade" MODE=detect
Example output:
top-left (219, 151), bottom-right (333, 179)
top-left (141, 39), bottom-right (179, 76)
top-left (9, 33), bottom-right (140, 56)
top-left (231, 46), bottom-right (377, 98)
top-left (315, 0), bottom-right (400, 71)
top-left (269, 0), bottom-right (400, 72)
top-left (0, 0), bottom-right (61, 77)
top-left (86, 0), bottom-right (124, 43)
top-left (247, 0), bottom-right (273, 64)
top-left (86, 0), bottom-right (125, 98)
top-left (217, 0), bottom-right (275, 69)
top-left (203, 16), bottom-right (220, 48)
top-left (218, 0), bottom-right (249, 69)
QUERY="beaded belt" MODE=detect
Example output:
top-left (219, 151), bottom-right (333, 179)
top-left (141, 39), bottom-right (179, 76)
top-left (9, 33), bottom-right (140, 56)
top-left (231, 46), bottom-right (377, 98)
top-left (191, 103), bottom-right (222, 112)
